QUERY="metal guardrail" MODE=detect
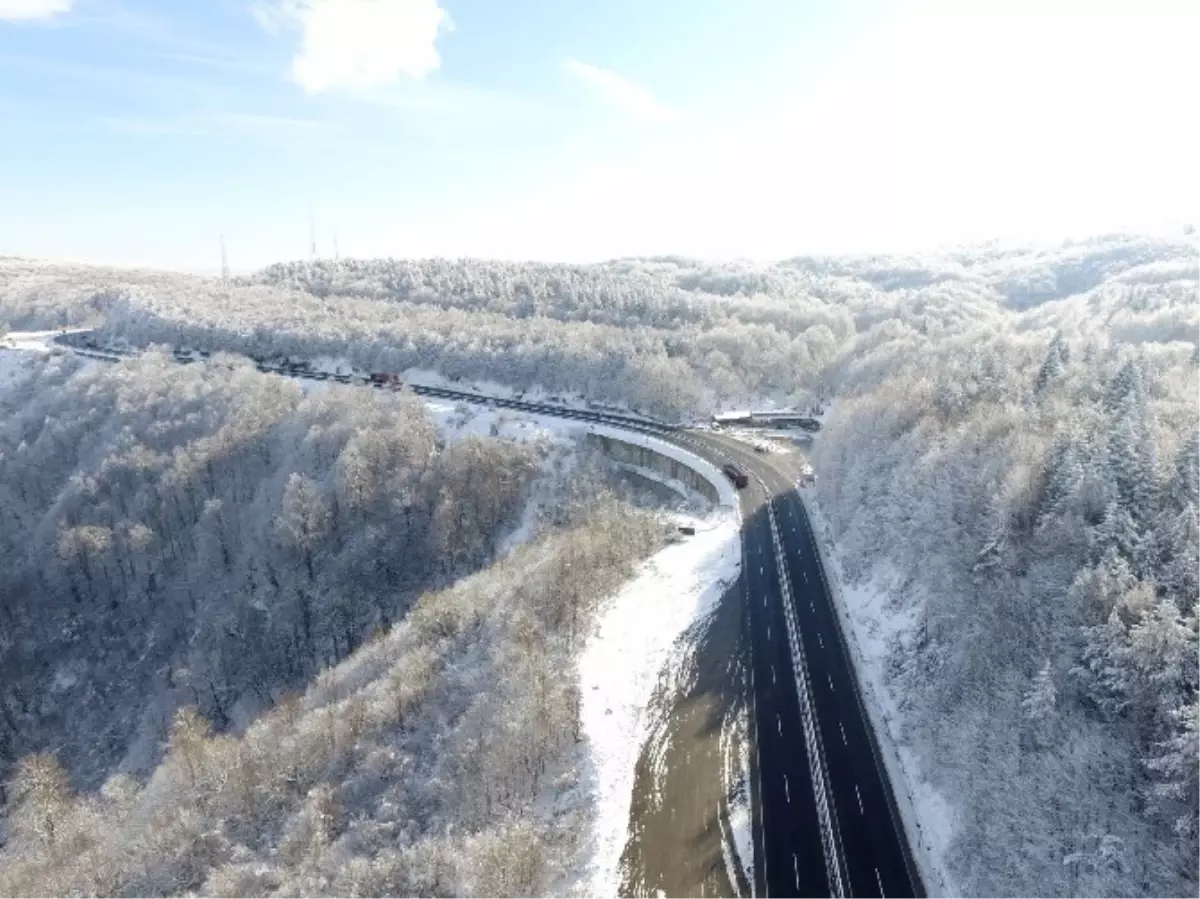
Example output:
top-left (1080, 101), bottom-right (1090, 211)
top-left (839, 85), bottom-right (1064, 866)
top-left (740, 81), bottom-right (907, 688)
top-left (51, 332), bottom-right (680, 435)
top-left (796, 495), bottom-right (941, 897)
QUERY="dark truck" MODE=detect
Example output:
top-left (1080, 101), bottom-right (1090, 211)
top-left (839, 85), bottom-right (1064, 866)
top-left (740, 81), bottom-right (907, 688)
top-left (723, 462), bottom-right (749, 489)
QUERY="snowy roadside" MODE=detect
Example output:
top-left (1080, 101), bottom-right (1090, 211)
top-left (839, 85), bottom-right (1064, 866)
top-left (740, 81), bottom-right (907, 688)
top-left (1, 331), bottom-right (77, 393)
top-left (421, 397), bottom-right (749, 897)
top-left (571, 434), bottom-right (742, 898)
top-left (721, 695), bottom-right (755, 896)
top-left (799, 488), bottom-right (957, 897)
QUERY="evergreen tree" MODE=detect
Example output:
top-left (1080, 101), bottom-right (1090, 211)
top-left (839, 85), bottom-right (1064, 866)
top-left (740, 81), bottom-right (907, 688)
top-left (1094, 500), bottom-right (1141, 569)
top-left (1032, 332), bottom-right (1070, 400)
top-left (1108, 411), bottom-right (1159, 522)
top-left (1105, 359), bottom-right (1146, 414)
top-left (1145, 699), bottom-right (1199, 839)
top-left (1163, 506), bottom-right (1199, 606)
top-left (1021, 660), bottom-right (1058, 749)
top-left (1171, 429), bottom-right (1199, 510)
top-left (1039, 433), bottom-right (1084, 523)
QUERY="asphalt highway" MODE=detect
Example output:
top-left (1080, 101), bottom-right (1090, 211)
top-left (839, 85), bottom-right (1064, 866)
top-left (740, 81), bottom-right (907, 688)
top-left (681, 431), bottom-right (923, 898)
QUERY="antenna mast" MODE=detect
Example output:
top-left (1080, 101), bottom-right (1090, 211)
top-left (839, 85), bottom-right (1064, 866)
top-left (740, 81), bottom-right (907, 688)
top-left (220, 234), bottom-right (229, 283)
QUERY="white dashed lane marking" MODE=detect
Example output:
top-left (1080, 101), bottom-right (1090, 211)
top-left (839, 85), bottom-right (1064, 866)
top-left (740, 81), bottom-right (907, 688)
top-left (856, 784), bottom-right (865, 815)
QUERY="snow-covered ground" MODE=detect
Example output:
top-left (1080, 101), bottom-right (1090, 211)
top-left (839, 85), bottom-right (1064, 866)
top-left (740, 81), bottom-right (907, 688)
top-left (575, 501), bottom-right (741, 896)
top-left (718, 427), bottom-right (804, 454)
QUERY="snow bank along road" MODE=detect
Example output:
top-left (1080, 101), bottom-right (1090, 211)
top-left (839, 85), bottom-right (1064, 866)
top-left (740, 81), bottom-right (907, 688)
top-left (677, 430), bottom-right (925, 898)
top-left (41, 333), bottom-right (923, 897)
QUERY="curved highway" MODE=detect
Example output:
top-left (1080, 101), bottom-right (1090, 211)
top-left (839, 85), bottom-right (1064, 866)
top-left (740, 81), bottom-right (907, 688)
top-left (53, 332), bottom-right (922, 898)
top-left (675, 431), bottom-right (923, 898)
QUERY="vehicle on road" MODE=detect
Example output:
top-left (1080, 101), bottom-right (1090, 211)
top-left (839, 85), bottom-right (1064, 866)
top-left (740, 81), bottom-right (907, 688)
top-left (369, 371), bottom-right (402, 387)
top-left (722, 462), bottom-right (749, 488)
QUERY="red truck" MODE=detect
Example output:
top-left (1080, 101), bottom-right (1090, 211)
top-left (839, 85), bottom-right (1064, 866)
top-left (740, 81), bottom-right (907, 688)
top-left (723, 462), bottom-right (749, 489)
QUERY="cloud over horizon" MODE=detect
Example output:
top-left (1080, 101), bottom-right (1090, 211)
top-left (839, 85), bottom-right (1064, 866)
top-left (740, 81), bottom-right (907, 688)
top-left (255, 0), bottom-right (452, 93)
top-left (0, 0), bottom-right (70, 21)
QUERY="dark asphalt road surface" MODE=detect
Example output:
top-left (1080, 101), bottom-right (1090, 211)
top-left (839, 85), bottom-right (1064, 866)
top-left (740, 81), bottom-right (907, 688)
top-left (679, 431), bottom-right (923, 899)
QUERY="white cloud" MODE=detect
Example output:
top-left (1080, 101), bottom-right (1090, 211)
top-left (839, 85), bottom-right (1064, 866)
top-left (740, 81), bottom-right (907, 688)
top-left (0, 0), bottom-right (71, 21)
top-left (255, 0), bottom-right (451, 93)
top-left (564, 58), bottom-right (677, 124)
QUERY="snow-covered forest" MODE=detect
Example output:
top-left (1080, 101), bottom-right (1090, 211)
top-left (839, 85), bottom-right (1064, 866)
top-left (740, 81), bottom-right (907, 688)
top-left (0, 231), bottom-right (1196, 896)
top-left (812, 306), bottom-right (1199, 895)
top-left (0, 350), bottom-right (672, 895)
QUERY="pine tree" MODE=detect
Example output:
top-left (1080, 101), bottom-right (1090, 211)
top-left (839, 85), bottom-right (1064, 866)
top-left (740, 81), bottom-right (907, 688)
top-left (1105, 359), bottom-right (1146, 414)
top-left (1172, 429), bottom-right (1199, 510)
top-left (1127, 598), bottom-right (1196, 714)
top-left (1108, 411), bottom-right (1159, 523)
top-left (1075, 608), bottom-right (1132, 717)
top-left (1032, 332), bottom-right (1070, 400)
top-left (1095, 500), bottom-right (1141, 569)
top-left (1163, 506), bottom-right (1199, 605)
top-left (1069, 547), bottom-right (1136, 621)
top-left (1039, 433), bottom-right (1084, 523)
top-left (1021, 660), bottom-right (1058, 749)
top-left (1145, 699), bottom-right (1199, 839)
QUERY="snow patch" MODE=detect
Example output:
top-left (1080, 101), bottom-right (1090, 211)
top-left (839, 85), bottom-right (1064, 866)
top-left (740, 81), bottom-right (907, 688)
top-left (1, 330), bottom-right (70, 393)
top-left (573, 446), bottom-right (741, 897)
top-left (719, 695), bottom-right (755, 897)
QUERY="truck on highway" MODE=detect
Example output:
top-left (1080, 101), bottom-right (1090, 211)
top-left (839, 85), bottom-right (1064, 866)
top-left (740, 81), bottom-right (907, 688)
top-left (723, 462), bottom-right (749, 488)
top-left (369, 372), bottom-right (402, 387)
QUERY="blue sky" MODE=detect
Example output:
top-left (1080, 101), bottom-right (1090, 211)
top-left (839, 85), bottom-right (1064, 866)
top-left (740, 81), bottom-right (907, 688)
top-left (0, 0), bottom-right (1195, 271)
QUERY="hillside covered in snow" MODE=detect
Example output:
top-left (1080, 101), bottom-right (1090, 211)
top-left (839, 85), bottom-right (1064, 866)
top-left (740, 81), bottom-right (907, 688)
top-left (1, 231), bottom-right (1196, 896)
